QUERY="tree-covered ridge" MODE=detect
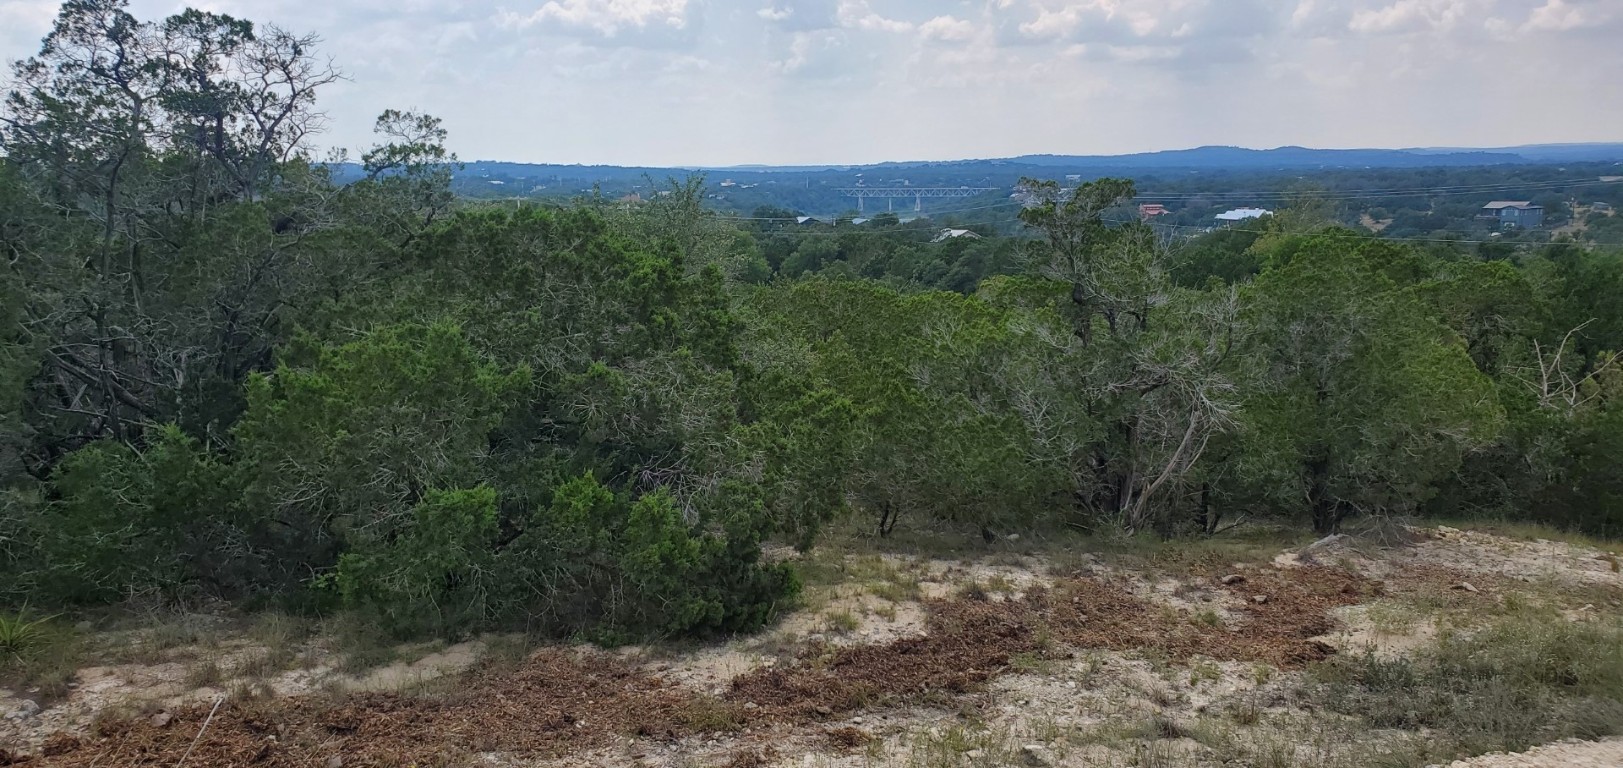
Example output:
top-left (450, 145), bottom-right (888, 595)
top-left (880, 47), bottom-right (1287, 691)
top-left (4, 0), bottom-right (1623, 642)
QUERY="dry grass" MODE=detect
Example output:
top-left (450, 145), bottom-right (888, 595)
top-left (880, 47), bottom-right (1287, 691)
top-left (1314, 614), bottom-right (1623, 762)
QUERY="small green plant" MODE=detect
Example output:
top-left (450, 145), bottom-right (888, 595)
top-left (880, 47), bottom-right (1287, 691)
top-left (1188, 660), bottom-right (1222, 687)
top-left (0, 611), bottom-right (80, 703)
top-left (0, 610), bottom-right (56, 660)
top-left (984, 574), bottom-right (1017, 595)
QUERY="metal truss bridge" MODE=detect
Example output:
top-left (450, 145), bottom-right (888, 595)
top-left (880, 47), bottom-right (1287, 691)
top-left (838, 187), bottom-right (1001, 213)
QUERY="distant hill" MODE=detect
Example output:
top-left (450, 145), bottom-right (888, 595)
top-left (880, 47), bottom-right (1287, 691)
top-left (346, 143), bottom-right (1623, 183)
top-left (1004, 145), bottom-right (1524, 170)
top-left (329, 142), bottom-right (1623, 217)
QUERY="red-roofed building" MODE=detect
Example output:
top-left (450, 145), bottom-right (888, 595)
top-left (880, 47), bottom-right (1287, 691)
top-left (1139, 203), bottom-right (1169, 220)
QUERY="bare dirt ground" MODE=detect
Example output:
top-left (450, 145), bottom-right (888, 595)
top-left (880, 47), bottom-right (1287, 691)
top-left (3, 524), bottom-right (1621, 768)
top-left (1442, 739), bottom-right (1623, 768)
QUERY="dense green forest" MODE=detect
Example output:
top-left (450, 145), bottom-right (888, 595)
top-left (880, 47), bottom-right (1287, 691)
top-left (3, 1), bottom-right (1622, 643)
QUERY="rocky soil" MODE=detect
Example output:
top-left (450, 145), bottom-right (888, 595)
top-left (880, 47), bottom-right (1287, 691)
top-left (3, 524), bottom-right (1620, 767)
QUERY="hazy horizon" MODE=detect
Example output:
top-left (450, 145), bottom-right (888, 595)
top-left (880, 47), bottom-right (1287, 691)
top-left (4, 0), bottom-right (1621, 167)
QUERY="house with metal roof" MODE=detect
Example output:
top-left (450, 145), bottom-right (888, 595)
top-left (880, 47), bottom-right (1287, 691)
top-left (1214, 207), bottom-right (1272, 223)
top-left (931, 228), bottom-right (983, 243)
top-left (1477, 201), bottom-right (1544, 228)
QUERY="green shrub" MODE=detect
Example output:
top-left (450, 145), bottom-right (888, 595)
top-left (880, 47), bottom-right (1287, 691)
top-left (332, 475), bottom-right (799, 641)
top-left (235, 321), bottom-right (529, 592)
top-left (31, 426), bottom-right (232, 604)
top-left (334, 487), bottom-right (502, 636)
top-left (500, 474), bottom-right (799, 641)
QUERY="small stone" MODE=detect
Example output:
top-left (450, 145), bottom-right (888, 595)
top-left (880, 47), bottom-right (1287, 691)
top-left (808, 633), bottom-right (827, 644)
top-left (150, 712), bottom-right (174, 727)
top-left (814, 705), bottom-right (833, 716)
top-left (743, 702), bottom-right (759, 710)
top-left (1220, 574), bottom-right (1246, 586)
top-left (1066, 681), bottom-right (1078, 689)
top-left (1452, 582), bottom-right (1479, 593)
top-left (325, 757), bottom-right (344, 768)
top-left (965, 749), bottom-right (985, 759)
top-left (75, 620), bottom-right (94, 632)
top-left (1021, 744), bottom-right (1052, 766)
top-left (12, 700), bottom-right (40, 720)
top-left (1252, 595), bottom-right (1269, 604)
top-left (1006, 533), bottom-right (1021, 542)
top-left (850, 716), bottom-right (863, 724)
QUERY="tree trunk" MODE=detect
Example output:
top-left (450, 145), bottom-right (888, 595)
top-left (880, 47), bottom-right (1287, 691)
top-left (1307, 455), bottom-right (1340, 535)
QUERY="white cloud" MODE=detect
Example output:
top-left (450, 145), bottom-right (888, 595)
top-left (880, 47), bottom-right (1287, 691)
top-left (505, 0), bottom-right (691, 36)
top-left (1347, 0), bottom-right (1472, 35)
top-left (919, 15), bottom-right (977, 43)
top-left (1524, 0), bottom-right (1587, 32)
top-left (836, 1), bottom-right (912, 33)
top-left (4, 0), bottom-right (1620, 166)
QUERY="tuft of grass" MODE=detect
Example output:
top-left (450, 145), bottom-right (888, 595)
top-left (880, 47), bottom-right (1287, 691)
top-left (0, 610), bottom-right (57, 658)
top-left (0, 611), bottom-right (81, 703)
top-left (905, 721), bottom-right (1015, 768)
top-left (1187, 660), bottom-right (1222, 688)
top-left (983, 574), bottom-right (1017, 595)
top-left (247, 611), bottom-right (311, 649)
top-left (184, 657), bottom-right (225, 688)
top-left (823, 609), bottom-right (860, 634)
top-left (237, 645), bottom-right (298, 679)
top-left (1314, 615), bottom-right (1623, 761)
top-left (1363, 601), bottom-right (1420, 636)
top-left (1009, 651), bottom-right (1052, 674)
top-left (675, 695), bottom-right (746, 733)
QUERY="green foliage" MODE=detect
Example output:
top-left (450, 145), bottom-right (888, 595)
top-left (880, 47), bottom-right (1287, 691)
top-left (743, 279), bottom-right (1065, 538)
top-left (0, 0), bottom-right (1617, 640)
top-left (0, 610), bottom-right (56, 660)
top-left (334, 487), bottom-right (500, 636)
top-left (1236, 233), bottom-right (1504, 532)
top-left (34, 426), bottom-right (231, 603)
top-left (491, 474), bottom-right (799, 640)
top-left (235, 321), bottom-right (528, 591)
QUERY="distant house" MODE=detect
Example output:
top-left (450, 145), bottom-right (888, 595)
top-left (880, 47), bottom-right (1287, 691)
top-left (1139, 203), bottom-right (1169, 220)
top-left (1478, 201), bottom-right (1544, 228)
top-left (932, 228), bottom-right (983, 243)
top-left (1593, 202), bottom-right (1615, 213)
top-left (1214, 208), bottom-right (1272, 223)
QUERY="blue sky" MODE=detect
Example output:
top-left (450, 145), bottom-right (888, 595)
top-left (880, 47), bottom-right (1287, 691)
top-left (2, 0), bottom-right (1620, 165)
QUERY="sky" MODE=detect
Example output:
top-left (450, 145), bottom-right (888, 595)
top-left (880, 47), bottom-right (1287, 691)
top-left (1, 0), bottom-right (1620, 166)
